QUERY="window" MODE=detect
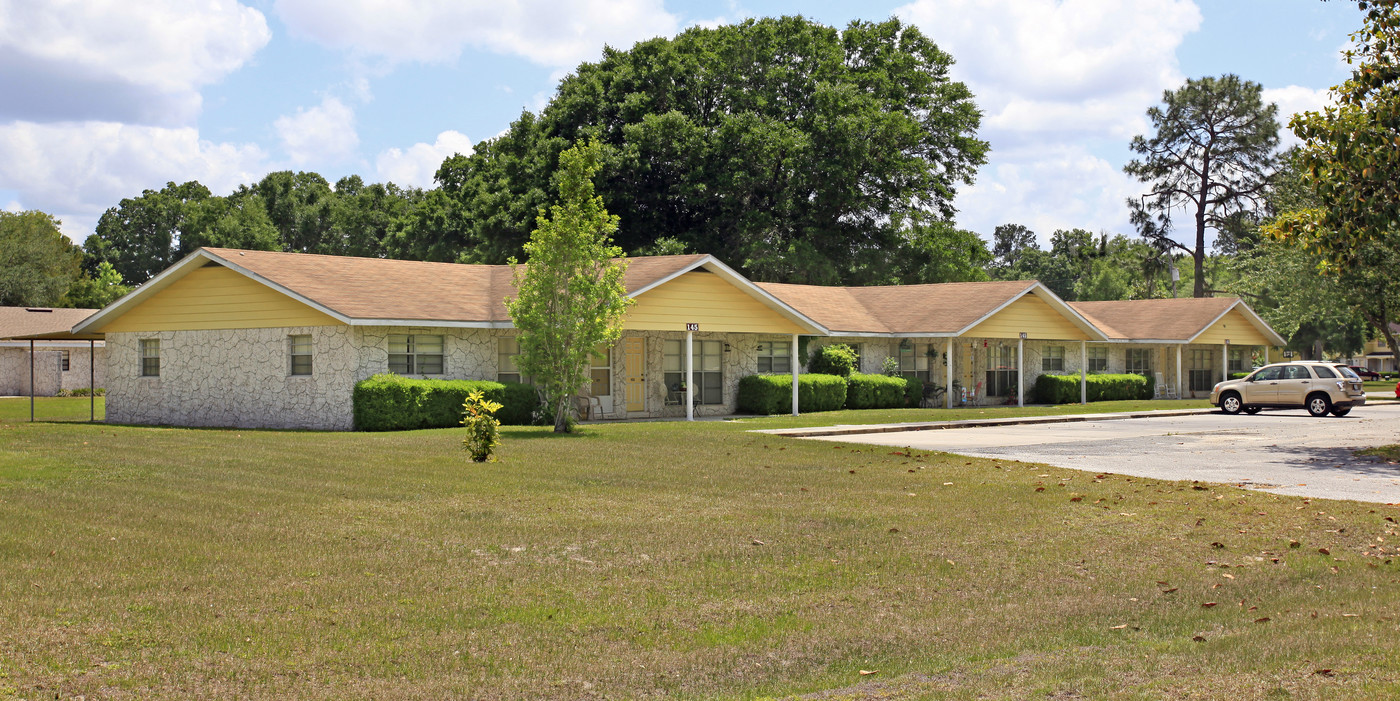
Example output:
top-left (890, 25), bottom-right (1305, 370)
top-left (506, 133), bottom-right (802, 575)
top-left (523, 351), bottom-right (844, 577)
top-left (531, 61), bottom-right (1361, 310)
top-left (757, 340), bottom-right (792, 373)
top-left (589, 346), bottom-right (611, 396)
top-left (1314, 365), bottom-right (1337, 379)
top-left (389, 334), bottom-right (443, 375)
top-left (1189, 348), bottom-right (1214, 392)
top-left (664, 339), bottom-right (722, 405)
top-left (60, 350), bottom-right (70, 372)
top-left (898, 342), bottom-right (930, 381)
top-left (288, 334), bottom-right (312, 375)
top-left (849, 343), bottom-right (864, 373)
top-left (497, 337), bottom-right (524, 383)
top-left (1250, 366), bottom-right (1280, 381)
top-left (1126, 348), bottom-right (1152, 377)
top-left (1228, 348), bottom-right (1248, 374)
top-left (139, 339), bottom-right (160, 377)
top-left (1087, 346), bottom-right (1108, 373)
top-left (1042, 345), bottom-right (1065, 372)
top-left (1284, 365), bottom-right (1312, 380)
top-left (986, 342), bottom-right (1018, 397)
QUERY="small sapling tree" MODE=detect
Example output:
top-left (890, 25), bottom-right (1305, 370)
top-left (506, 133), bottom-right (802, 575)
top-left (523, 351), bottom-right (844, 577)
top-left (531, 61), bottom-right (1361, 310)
top-left (506, 140), bottom-right (632, 432)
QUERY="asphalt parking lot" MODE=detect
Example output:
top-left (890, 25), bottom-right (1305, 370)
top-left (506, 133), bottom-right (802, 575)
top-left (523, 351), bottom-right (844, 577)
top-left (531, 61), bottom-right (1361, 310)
top-left (801, 403), bottom-right (1400, 503)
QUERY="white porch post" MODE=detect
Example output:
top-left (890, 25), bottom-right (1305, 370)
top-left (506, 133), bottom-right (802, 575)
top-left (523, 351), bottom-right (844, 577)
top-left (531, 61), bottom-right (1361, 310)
top-left (945, 338), bottom-right (954, 409)
top-left (790, 333), bottom-right (799, 417)
top-left (1176, 344), bottom-right (1183, 398)
top-left (1222, 341), bottom-right (1229, 383)
top-left (1080, 340), bottom-right (1087, 405)
top-left (1017, 334), bottom-right (1025, 408)
top-left (1265, 346), bottom-right (1270, 364)
top-left (685, 329), bottom-right (694, 421)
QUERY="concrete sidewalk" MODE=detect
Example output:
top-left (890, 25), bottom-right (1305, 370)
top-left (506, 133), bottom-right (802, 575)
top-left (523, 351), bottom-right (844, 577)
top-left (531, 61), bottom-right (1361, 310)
top-left (755, 407), bottom-right (1217, 438)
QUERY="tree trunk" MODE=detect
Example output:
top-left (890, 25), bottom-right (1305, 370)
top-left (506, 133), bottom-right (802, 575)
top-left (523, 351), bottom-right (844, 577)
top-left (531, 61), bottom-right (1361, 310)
top-left (554, 394), bottom-right (572, 433)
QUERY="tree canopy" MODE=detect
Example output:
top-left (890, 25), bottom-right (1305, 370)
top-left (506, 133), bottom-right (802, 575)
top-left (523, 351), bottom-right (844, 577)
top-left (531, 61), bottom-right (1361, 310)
top-left (430, 16), bottom-right (988, 284)
top-left (1125, 74), bottom-right (1280, 297)
top-left (0, 210), bottom-right (82, 307)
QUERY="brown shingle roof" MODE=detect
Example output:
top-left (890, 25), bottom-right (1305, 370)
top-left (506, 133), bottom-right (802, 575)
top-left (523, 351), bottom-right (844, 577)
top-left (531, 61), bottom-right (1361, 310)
top-left (202, 248), bottom-right (707, 323)
top-left (1069, 298), bottom-right (1240, 340)
top-left (756, 280), bottom-right (1038, 334)
top-left (0, 306), bottom-right (99, 339)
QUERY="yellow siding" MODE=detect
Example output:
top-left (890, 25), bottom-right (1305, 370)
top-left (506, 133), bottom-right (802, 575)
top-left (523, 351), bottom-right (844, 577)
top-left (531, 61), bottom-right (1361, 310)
top-left (1193, 309), bottom-right (1272, 345)
top-left (97, 265), bottom-right (341, 332)
top-left (624, 272), bottom-right (807, 334)
top-left (963, 293), bottom-right (1090, 340)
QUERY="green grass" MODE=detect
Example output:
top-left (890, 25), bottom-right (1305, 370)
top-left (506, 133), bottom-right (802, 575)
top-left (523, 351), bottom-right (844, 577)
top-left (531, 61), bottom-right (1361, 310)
top-left (1, 401), bottom-right (1398, 699)
top-left (0, 395), bottom-right (104, 423)
top-left (732, 398), bottom-right (1211, 430)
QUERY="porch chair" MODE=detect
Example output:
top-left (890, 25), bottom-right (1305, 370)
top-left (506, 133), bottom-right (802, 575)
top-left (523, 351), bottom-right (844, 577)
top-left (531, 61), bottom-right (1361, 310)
top-left (1154, 372), bottom-right (1177, 400)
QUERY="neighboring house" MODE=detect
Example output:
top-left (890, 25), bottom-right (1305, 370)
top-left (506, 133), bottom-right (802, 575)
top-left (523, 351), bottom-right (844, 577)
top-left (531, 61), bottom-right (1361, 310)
top-left (70, 247), bottom-right (1287, 429)
top-left (1358, 325), bottom-right (1400, 373)
top-left (0, 307), bottom-right (105, 396)
top-left (1070, 298), bottom-right (1287, 399)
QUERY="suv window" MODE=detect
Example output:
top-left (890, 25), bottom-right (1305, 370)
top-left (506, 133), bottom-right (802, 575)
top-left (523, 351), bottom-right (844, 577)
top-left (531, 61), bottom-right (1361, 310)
top-left (1337, 366), bottom-right (1360, 380)
top-left (1251, 367), bottom-right (1282, 381)
top-left (1284, 366), bottom-right (1312, 380)
top-left (1314, 366), bottom-right (1337, 379)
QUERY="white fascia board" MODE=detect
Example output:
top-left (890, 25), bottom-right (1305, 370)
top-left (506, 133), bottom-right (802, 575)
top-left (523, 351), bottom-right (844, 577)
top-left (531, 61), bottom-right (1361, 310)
top-left (1185, 299), bottom-right (1288, 346)
top-left (73, 248), bottom-right (215, 334)
top-left (630, 255), bottom-right (830, 335)
top-left (949, 282), bottom-right (1038, 336)
top-left (824, 332), bottom-right (959, 339)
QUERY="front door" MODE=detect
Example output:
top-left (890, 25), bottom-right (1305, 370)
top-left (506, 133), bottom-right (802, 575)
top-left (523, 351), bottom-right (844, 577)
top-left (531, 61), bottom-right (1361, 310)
top-left (623, 337), bottom-right (646, 413)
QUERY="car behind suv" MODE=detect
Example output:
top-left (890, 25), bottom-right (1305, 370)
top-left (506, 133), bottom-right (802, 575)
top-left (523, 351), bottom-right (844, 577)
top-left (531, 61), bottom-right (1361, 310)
top-left (1210, 361), bottom-right (1366, 417)
top-left (1348, 365), bottom-right (1381, 381)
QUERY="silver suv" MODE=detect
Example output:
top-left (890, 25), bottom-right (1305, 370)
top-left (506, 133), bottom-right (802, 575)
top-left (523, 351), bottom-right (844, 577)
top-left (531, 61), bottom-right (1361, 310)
top-left (1210, 362), bottom-right (1366, 417)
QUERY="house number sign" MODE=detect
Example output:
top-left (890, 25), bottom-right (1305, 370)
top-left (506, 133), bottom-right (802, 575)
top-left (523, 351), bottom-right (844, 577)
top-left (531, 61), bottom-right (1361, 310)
top-left (685, 323), bottom-right (700, 331)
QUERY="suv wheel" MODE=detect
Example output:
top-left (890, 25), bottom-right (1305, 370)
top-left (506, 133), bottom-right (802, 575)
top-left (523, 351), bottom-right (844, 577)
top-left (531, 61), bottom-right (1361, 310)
top-left (1220, 392), bottom-right (1242, 415)
top-left (1307, 393), bottom-right (1331, 417)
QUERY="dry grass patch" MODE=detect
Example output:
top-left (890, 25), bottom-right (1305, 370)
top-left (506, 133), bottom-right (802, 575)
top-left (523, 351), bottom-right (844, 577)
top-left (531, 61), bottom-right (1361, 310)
top-left (0, 413), bottom-right (1398, 699)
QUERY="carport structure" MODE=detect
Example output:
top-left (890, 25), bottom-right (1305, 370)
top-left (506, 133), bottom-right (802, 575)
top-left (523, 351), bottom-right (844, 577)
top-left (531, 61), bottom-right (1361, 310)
top-left (758, 280), bottom-right (1109, 407)
top-left (1070, 297), bottom-right (1286, 399)
top-left (0, 307), bottom-right (104, 422)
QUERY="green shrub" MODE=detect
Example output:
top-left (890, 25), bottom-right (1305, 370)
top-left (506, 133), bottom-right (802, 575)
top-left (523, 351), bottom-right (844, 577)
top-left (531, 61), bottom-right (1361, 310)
top-left (1032, 373), bottom-right (1152, 404)
top-left (1229, 371), bottom-right (1251, 380)
top-left (353, 374), bottom-right (540, 431)
top-left (809, 344), bottom-right (858, 377)
top-left (737, 373), bottom-right (847, 414)
top-left (903, 376), bottom-right (925, 408)
top-left (460, 390), bottom-right (503, 462)
top-left (845, 372), bottom-right (907, 409)
top-left (56, 387), bottom-right (105, 397)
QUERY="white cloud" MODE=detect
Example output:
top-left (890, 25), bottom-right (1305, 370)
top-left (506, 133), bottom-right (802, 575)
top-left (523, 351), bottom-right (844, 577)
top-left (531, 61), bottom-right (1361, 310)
top-left (273, 0), bottom-right (679, 67)
top-left (1264, 85), bottom-right (1334, 149)
top-left (895, 0), bottom-right (1202, 238)
top-left (0, 0), bottom-right (269, 125)
top-left (955, 145), bottom-right (1139, 244)
top-left (274, 97), bottom-right (360, 166)
top-left (0, 121), bottom-right (268, 242)
top-left (375, 130), bottom-right (474, 188)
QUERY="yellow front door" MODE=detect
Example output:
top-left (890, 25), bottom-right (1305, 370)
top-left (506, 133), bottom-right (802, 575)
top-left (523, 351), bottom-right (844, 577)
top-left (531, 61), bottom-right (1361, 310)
top-left (623, 337), bottom-right (646, 413)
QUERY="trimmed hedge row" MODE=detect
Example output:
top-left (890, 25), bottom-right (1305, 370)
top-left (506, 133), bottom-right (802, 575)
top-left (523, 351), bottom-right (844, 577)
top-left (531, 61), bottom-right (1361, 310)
top-left (845, 373), bottom-right (908, 409)
top-left (353, 374), bottom-right (539, 431)
top-left (738, 373), bottom-right (922, 415)
top-left (737, 374), bottom-right (847, 414)
top-left (1033, 373), bottom-right (1152, 404)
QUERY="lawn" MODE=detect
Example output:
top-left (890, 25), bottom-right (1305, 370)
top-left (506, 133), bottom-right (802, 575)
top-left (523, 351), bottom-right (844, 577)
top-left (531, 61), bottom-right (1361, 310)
top-left (0, 396), bottom-right (104, 423)
top-left (2, 403), bottom-right (1398, 699)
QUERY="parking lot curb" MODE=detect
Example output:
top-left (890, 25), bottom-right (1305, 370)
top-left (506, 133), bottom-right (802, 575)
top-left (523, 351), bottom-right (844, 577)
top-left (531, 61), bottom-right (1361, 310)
top-left (754, 408), bottom-right (1218, 438)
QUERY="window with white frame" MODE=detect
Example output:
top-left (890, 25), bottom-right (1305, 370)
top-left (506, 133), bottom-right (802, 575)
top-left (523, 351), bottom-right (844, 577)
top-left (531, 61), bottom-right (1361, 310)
top-left (1042, 345), bottom-right (1066, 372)
top-left (389, 334), bottom-right (443, 375)
top-left (589, 345), bottom-right (611, 396)
top-left (288, 334), bottom-right (312, 375)
top-left (60, 350), bottom-right (70, 372)
top-left (139, 339), bottom-right (160, 377)
top-left (497, 337), bottom-right (525, 383)
top-left (756, 340), bottom-right (792, 373)
top-left (898, 342), bottom-right (930, 381)
top-left (1087, 346), bottom-right (1108, 372)
top-left (1127, 347), bottom-right (1152, 376)
top-left (664, 339), bottom-right (722, 405)
top-left (848, 343), bottom-right (864, 373)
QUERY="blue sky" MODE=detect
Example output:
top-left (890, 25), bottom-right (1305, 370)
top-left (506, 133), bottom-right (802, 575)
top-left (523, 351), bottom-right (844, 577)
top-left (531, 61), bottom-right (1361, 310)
top-left (0, 0), bottom-right (1360, 250)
